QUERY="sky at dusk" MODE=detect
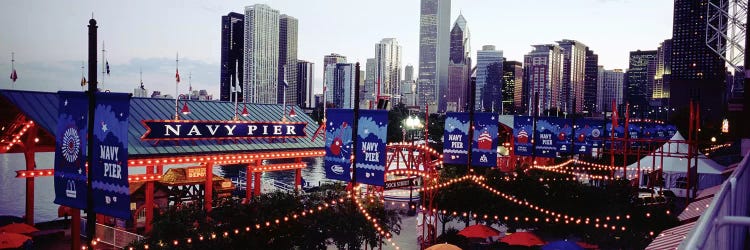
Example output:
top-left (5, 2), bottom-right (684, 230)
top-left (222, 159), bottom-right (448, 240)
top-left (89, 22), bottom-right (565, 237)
top-left (0, 0), bottom-right (674, 98)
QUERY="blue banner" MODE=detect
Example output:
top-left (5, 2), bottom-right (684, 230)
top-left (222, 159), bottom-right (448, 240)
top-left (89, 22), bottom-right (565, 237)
top-left (472, 113), bottom-right (498, 167)
top-left (574, 119), bottom-right (605, 153)
top-left (653, 124), bottom-right (667, 139)
top-left (665, 124), bottom-right (677, 138)
top-left (535, 118), bottom-right (558, 158)
top-left (513, 115), bottom-right (533, 156)
top-left (324, 109), bottom-right (353, 182)
top-left (54, 91), bottom-right (89, 210)
top-left (443, 112), bottom-right (470, 164)
top-left (641, 123), bottom-right (656, 139)
top-left (141, 120), bottom-right (307, 140)
top-left (606, 121), bottom-right (625, 138)
top-left (355, 110), bottom-right (388, 186)
top-left (554, 118), bottom-right (572, 154)
top-left (628, 122), bottom-right (642, 140)
top-left (92, 92), bottom-right (131, 220)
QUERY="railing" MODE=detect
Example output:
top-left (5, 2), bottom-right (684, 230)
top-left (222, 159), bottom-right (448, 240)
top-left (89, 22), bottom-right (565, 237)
top-left (680, 151), bottom-right (750, 249)
top-left (81, 219), bottom-right (145, 248)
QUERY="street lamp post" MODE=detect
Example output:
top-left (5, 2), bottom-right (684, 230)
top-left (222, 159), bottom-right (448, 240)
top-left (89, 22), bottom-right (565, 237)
top-left (404, 115), bottom-right (421, 214)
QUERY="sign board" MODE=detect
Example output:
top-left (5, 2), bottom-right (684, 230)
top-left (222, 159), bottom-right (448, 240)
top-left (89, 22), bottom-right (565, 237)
top-left (385, 177), bottom-right (421, 190)
top-left (141, 120), bottom-right (307, 140)
top-left (513, 115), bottom-right (533, 156)
top-left (186, 166), bottom-right (207, 180)
top-left (54, 91), bottom-right (89, 210)
top-left (324, 109), bottom-right (354, 182)
top-left (443, 112), bottom-right (470, 164)
top-left (91, 92), bottom-right (131, 220)
top-left (534, 117), bottom-right (559, 158)
top-left (355, 110), bottom-right (388, 186)
top-left (472, 113), bottom-right (498, 167)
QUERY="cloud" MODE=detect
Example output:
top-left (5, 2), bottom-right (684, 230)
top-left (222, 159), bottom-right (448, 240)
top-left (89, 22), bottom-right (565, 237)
top-left (0, 57), bottom-right (220, 98)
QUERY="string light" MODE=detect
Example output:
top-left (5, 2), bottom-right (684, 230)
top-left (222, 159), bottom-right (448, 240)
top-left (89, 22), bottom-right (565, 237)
top-left (2, 121), bottom-right (34, 152)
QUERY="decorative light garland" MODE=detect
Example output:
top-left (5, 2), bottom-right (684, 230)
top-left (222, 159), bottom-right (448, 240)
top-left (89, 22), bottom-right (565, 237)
top-left (424, 207), bottom-right (630, 231)
top-left (351, 189), bottom-right (401, 250)
top-left (2, 121), bottom-right (34, 151)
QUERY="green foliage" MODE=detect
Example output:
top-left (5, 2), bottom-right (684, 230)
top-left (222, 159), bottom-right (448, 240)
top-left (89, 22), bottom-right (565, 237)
top-left (129, 184), bottom-right (401, 250)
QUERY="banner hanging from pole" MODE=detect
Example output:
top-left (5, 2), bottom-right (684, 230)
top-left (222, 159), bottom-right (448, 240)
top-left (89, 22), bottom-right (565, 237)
top-left (355, 109), bottom-right (388, 186)
top-left (324, 109), bottom-right (354, 182)
top-left (91, 92), bottom-right (131, 220)
top-left (443, 112), bottom-right (470, 164)
top-left (54, 91), bottom-right (89, 210)
top-left (534, 117), bottom-right (558, 158)
top-left (513, 115), bottom-right (533, 156)
top-left (471, 112), bottom-right (498, 167)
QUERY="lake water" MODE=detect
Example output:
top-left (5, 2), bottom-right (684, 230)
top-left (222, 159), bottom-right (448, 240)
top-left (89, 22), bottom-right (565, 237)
top-left (0, 152), bottom-right (327, 223)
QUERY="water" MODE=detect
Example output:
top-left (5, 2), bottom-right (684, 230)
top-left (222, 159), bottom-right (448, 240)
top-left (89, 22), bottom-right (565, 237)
top-left (0, 152), bottom-right (327, 223)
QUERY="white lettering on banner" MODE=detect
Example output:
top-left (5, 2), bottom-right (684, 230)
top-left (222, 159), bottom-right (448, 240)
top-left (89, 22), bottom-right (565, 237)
top-left (224, 125), bottom-right (236, 135)
top-left (362, 142), bottom-right (380, 162)
top-left (448, 134), bottom-right (462, 141)
top-left (262, 125), bottom-right (269, 135)
top-left (187, 125), bottom-right (202, 136)
top-left (100, 145), bottom-right (122, 179)
top-left (286, 125), bottom-right (296, 135)
top-left (274, 125), bottom-right (282, 135)
top-left (206, 125), bottom-right (220, 135)
top-left (248, 125), bottom-right (258, 135)
top-left (451, 142), bottom-right (463, 148)
top-left (165, 125), bottom-right (181, 136)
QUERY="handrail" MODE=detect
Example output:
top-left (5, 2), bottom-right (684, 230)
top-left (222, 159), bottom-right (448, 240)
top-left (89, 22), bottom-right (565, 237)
top-left (680, 151), bottom-right (750, 249)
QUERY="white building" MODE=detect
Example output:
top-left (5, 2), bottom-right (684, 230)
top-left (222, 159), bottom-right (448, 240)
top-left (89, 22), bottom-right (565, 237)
top-left (375, 38), bottom-right (402, 103)
top-left (244, 4), bottom-right (280, 104)
top-left (596, 66), bottom-right (625, 113)
top-left (523, 44), bottom-right (564, 115)
top-left (417, 0), bottom-right (451, 108)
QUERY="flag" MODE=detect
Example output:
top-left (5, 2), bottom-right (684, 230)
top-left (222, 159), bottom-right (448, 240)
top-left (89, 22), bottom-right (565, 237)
top-left (175, 69), bottom-right (180, 83)
top-left (140, 81), bottom-right (145, 90)
top-left (105, 61), bottom-right (110, 75)
top-left (10, 69), bottom-right (17, 82)
top-left (80, 76), bottom-right (87, 86)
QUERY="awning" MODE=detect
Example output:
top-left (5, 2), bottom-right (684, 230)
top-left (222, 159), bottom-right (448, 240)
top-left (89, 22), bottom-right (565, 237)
top-left (678, 197), bottom-right (713, 222)
top-left (646, 221), bottom-right (696, 249)
top-left (695, 184), bottom-right (722, 200)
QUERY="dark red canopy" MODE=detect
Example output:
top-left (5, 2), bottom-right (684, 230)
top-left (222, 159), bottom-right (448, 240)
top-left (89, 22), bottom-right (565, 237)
top-left (458, 224), bottom-right (500, 239)
top-left (500, 232), bottom-right (545, 246)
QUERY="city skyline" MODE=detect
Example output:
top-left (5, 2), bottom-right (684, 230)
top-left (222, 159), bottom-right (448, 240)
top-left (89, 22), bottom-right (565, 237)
top-left (1, 0), bottom-right (673, 99)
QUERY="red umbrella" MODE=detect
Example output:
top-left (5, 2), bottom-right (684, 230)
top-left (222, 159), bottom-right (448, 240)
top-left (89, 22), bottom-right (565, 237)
top-left (425, 243), bottom-right (462, 250)
top-left (0, 223), bottom-right (38, 235)
top-left (500, 232), bottom-right (545, 247)
top-left (458, 224), bottom-right (500, 239)
top-left (576, 241), bottom-right (599, 249)
top-left (0, 232), bottom-right (31, 249)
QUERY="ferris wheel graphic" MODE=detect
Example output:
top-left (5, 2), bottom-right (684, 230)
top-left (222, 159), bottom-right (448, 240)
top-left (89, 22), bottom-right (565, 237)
top-left (61, 127), bottom-right (80, 163)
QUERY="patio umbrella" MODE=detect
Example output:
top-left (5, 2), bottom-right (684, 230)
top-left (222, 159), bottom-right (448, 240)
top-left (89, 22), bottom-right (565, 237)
top-left (457, 224), bottom-right (500, 239)
top-left (576, 241), bottom-right (599, 249)
top-left (0, 232), bottom-right (31, 249)
top-left (500, 232), bottom-right (545, 247)
top-left (542, 240), bottom-right (584, 250)
top-left (425, 243), bottom-right (462, 250)
top-left (0, 223), bottom-right (38, 235)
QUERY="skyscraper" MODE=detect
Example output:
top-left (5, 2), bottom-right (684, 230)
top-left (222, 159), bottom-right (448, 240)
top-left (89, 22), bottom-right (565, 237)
top-left (244, 4), bottom-right (280, 104)
top-left (557, 39), bottom-right (588, 114)
top-left (325, 63), bottom-right (356, 108)
top-left (523, 44), bottom-right (564, 114)
top-left (323, 53), bottom-right (347, 107)
top-left (475, 45), bottom-right (503, 112)
top-left (626, 50), bottom-right (657, 111)
top-left (324, 53), bottom-right (347, 69)
top-left (364, 58), bottom-right (377, 107)
top-left (651, 39), bottom-right (672, 106)
top-left (583, 49), bottom-right (599, 115)
top-left (278, 14), bottom-right (298, 105)
top-left (597, 67), bottom-right (625, 113)
top-left (670, 0), bottom-right (726, 120)
top-left (503, 60), bottom-right (523, 114)
top-left (375, 38), bottom-right (402, 102)
top-left (404, 64), bottom-right (414, 82)
top-left (417, 0), bottom-right (451, 109)
top-left (297, 60), bottom-right (314, 108)
top-left (220, 12), bottom-right (244, 102)
top-left (447, 14), bottom-right (470, 112)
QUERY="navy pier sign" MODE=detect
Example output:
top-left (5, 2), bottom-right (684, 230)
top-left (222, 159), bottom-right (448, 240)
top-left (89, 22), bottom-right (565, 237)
top-left (141, 120), bottom-right (307, 140)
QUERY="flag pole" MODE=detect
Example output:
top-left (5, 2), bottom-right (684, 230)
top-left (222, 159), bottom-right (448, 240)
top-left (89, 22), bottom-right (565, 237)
top-left (81, 61), bottom-right (85, 91)
top-left (174, 52), bottom-right (179, 120)
top-left (101, 41), bottom-right (105, 86)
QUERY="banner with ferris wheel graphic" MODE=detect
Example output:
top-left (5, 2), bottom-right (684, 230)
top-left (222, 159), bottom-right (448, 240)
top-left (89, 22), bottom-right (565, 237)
top-left (54, 91), bottom-right (89, 210)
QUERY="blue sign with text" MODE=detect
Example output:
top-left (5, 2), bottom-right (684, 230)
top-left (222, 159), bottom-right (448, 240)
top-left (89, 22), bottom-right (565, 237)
top-left (472, 113), bottom-right (498, 167)
top-left (535, 118), bottom-right (559, 158)
top-left (324, 109), bottom-right (353, 182)
top-left (91, 92), bottom-right (131, 220)
top-left (443, 112), bottom-right (470, 164)
top-left (355, 110), bottom-right (388, 186)
top-left (513, 115), bottom-right (533, 156)
top-left (54, 92), bottom-right (89, 210)
top-left (141, 120), bottom-right (307, 140)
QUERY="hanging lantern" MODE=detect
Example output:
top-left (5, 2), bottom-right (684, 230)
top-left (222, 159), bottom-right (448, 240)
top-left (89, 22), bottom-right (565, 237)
top-left (181, 102), bottom-right (190, 115)
top-left (241, 104), bottom-right (249, 117)
top-left (288, 107), bottom-right (297, 118)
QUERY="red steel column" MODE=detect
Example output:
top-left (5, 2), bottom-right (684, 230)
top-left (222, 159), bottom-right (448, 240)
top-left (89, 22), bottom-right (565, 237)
top-left (145, 165), bottom-right (155, 233)
top-left (253, 159), bottom-right (261, 197)
top-left (295, 157), bottom-right (302, 191)
top-left (71, 209), bottom-right (81, 250)
top-left (23, 124), bottom-right (38, 225)
top-left (245, 164), bottom-right (252, 201)
top-left (204, 162), bottom-right (214, 212)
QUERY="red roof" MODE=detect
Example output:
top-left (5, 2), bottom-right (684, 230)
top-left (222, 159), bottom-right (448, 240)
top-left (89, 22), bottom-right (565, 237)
top-left (678, 197), bottom-right (713, 222)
